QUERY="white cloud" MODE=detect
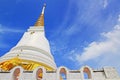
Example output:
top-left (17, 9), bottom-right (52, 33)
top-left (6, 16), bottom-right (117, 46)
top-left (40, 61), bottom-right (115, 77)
top-left (0, 24), bottom-right (24, 48)
top-left (0, 24), bottom-right (24, 33)
top-left (66, 15), bottom-right (120, 73)
top-left (64, 0), bottom-right (120, 66)
top-left (61, 0), bottom-right (113, 37)
top-left (103, 0), bottom-right (108, 8)
top-left (0, 28), bottom-right (24, 33)
top-left (50, 41), bottom-right (67, 55)
top-left (76, 20), bottom-right (120, 63)
top-left (118, 15), bottom-right (120, 22)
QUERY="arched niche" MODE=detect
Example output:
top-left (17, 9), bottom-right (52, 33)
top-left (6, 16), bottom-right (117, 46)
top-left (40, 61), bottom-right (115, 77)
top-left (10, 66), bottom-right (23, 80)
top-left (80, 66), bottom-right (93, 80)
top-left (36, 68), bottom-right (43, 80)
top-left (33, 67), bottom-right (46, 80)
top-left (13, 68), bottom-right (20, 80)
top-left (57, 66), bottom-right (68, 80)
top-left (83, 67), bottom-right (91, 79)
top-left (60, 68), bottom-right (66, 80)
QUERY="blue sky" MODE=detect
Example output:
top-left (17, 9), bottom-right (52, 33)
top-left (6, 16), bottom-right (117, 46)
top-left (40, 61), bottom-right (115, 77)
top-left (0, 0), bottom-right (120, 73)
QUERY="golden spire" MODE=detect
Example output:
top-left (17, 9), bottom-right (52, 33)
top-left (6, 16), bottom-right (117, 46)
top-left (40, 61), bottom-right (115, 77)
top-left (34, 3), bottom-right (46, 26)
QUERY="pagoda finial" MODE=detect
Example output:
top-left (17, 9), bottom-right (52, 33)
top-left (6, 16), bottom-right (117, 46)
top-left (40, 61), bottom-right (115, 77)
top-left (42, 3), bottom-right (46, 14)
top-left (34, 3), bottom-right (46, 27)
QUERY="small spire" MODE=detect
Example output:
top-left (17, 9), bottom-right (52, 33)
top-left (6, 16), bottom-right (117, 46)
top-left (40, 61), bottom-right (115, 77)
top-left (41, 3), bottom-right (46, 14)
top-left (34, 3), bottom-right (46, 27)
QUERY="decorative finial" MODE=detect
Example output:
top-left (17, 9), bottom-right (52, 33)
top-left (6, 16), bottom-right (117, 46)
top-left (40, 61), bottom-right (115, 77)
top-left (42, 3), bottom-right (46, 14)
top-left (34, 3), bottom-right (46, 27)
